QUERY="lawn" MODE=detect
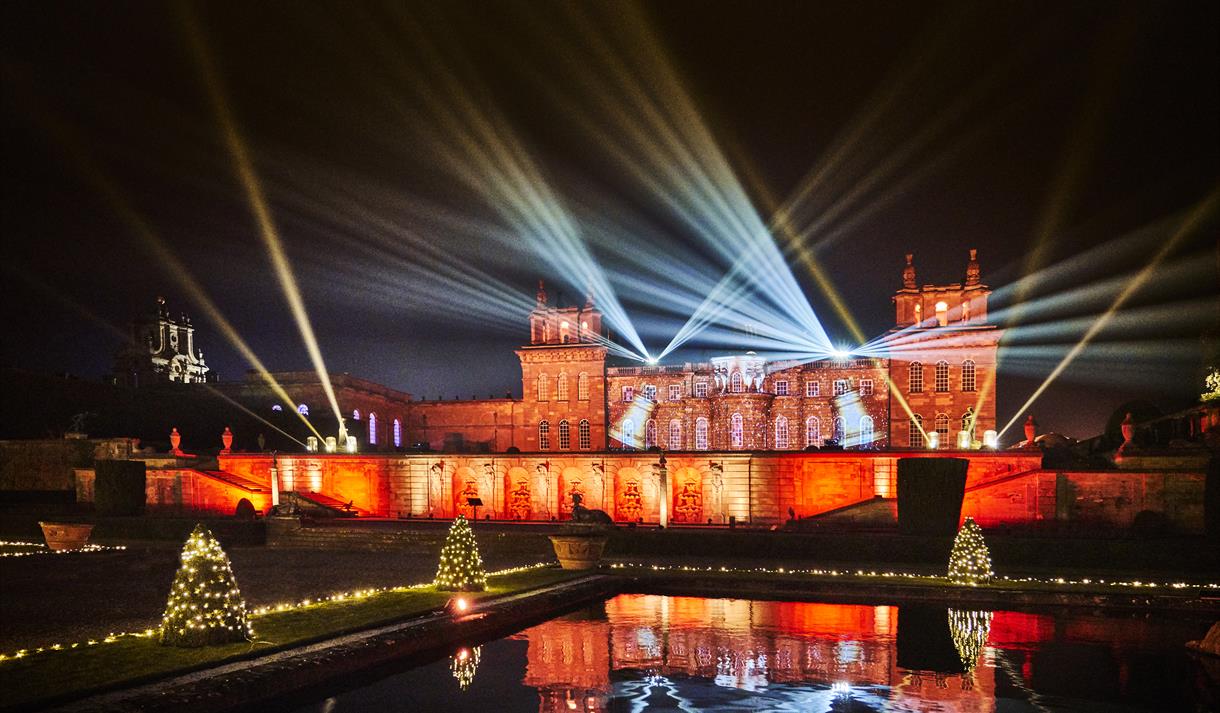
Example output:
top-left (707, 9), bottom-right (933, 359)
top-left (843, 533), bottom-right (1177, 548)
top-left (0, 566), bottom-right (575, 711)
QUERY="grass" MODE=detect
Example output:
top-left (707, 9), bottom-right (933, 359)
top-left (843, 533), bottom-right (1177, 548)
top-left (0, 567), bottom-right (576, 711)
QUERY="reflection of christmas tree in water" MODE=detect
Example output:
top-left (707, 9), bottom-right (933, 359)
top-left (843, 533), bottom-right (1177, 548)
top-left (509, 480), bottom-right (531, 520)
top-left (450, 645), bottom-right (482, 690)
top-left (948, 608), bottom-right (993, 673)
top-left (673, 479), bottom-right (702, 522)
top-left (618, 480), bottom-right (643, 521)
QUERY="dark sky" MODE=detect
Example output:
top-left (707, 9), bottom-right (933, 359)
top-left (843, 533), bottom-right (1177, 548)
top-left (2, 0), bottom-right (1217, 440)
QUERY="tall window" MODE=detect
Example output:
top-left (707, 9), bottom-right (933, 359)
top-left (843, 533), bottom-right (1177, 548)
top-left (538, 420), bottom-right (550, 450)
top-left (731, 372), bottom-right (743, 393)
top-left (558, 420), bottom-right (571, 450)
top-left (859, 416), bottom-right (874, 447)
top-left (935, 413), bottom-right (950, 445)
top-left (577, 373), bottom-right (590, 401)
top-left (352, 409), bottom-right (361, 421)
top-left (833, 417), bottom-right (845, 445)
top-left (556, 373), bottom-right (569, 401)
top-left (775, 380), bottom-right (790, 396)
top-left (272, 404), bottom-right (283, 412)
top-left (775, 416), bottom-right (789, 449)
top-left (297, 403), bottom-right (310, 416)
top-left (806, 381), bottom-right (820, 397)
top-left (368, 412), bottom-right (377, 444)
top-left (961, 360), bottom-right (977, 392)
top-left (668, 384), bottom-right (682, 401)
top-left (643, 384), bottom-right (657, 401)
top-left (730, 413), bottom-right (744, 448)
top-left (935, 300), bottom-right (949, 326)
top-left (560, 321), bottom-right (570, 343)
top-left (392, 419), bottom-right (402, 447)
top-left (695, 418), bottom-right (709, 450)
top-left (645, 419), bottom-right (657, 449)
top-left (621, 419), bottom-right (635, 448)
top-left (694, 381), bottom-right (708, 398)
top-left (860, 379), bottom-right (874, 396)
top-left (622, 386), bottom-right (634, 402)
top-left (908, 415), bottom-right (924, 448)
top-left (805, 416), bottom-right (821, 447)
top-left (578, 419), bottom-right (591, 449)
top-left (833, 379), bottom-right (848, 396)
top-left (909, 362), bottom-right (924, 393)
top-left (537, 374), bottom-right (550, 401)
top-left (668, 420), bottom-right (682, 450)
top-left (935, 361), bottom-right (950, 392)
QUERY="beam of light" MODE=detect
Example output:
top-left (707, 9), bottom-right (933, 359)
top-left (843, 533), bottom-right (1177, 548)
top-left (3, 65), bottom-right (325, 442)
top-left (179, 4), bottom-right (344, 435)
top-left (998, 189), bottom-right (1219, 437)
top-left (198, 384), bottom-right (308, 449)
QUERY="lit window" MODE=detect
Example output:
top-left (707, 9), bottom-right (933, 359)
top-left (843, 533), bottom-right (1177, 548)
top-left (538, 420), bottom-right (550, 450)
top-left (643, 384), bottom-right (656, 401)
top-left (620, 419), bottom-right (635, 448)
top-left (352, 409), bottom-right (361, 421)
top-left (833, 379), bottom-right (848, 396)
top-left (908, 415), bottom-right (924, 448)
top-left (297, 403), bottom-right (309, 416)
top-left (775, 416), bottom-right (789, 449)
top-left (577, 372), bottom-right (589, 401)
top-left (775, 380), bottom-right (789, 396)
top-left (909, 362), bottom-right (924, 393)
top-left (622, 385), bottom-right (634, 402)
top-left (393, 419), bottom-right (402, 447)
top-left (695, 418), bottom-right (709, 450)
top-left (730, 413), bottom-right (744, 448)
top-left (668, 420), bottom-right (682, 450)
top-left (558, 420), bottom-right (571, 450)
top-left (935, 301), bottom-right (949, 327)
top-left (272, 404), bottom-right (283, 412)
top-left (833, 417), bottom-right (845, 445)
top-left (859, 416), bottom-right (874, 447)
top-left (668, 384), bottom-right (682, 401)
top-left (731, 372), bottom-right (743, 393)
top-left (860, 379), bottom-right (874, 396)
top-left (557, 373), bottom-right (569, 401)
top-left (537, 373), bottom-right (549, 401)
top-left (645, 419), bottom-right (657, 449)
top-left (805, 416), bottom-right (820, 447)
top-left (560, 321), bottom-right (570, 344)
top-left (935, 413), bottom-right (950, 445)
top-left (935, 361), bottom-right (950, 392)
top-left (961, 360), bottom-right (976, 392)
top-left (368, 412), bottom-right (377, 445)
top-left (694, 381), bottom-right (708, 398)
top-left (805, 382), bottom-right (820, 397)
top-left (578, 419), bottom-right (591, 449)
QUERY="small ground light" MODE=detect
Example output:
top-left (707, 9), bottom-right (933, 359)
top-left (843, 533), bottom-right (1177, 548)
top-left (446, 596), bottom-right (470, 614)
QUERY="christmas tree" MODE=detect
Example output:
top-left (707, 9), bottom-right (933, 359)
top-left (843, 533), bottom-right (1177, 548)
top-left (435, 515), bottom-right (487, 591)
top-left (159, 524), bottom-right (253, 646)
top-left (947, 517), bottom-right (993, 585)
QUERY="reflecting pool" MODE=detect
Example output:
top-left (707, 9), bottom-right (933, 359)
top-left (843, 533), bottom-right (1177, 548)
top-left (292, 595), bottom-right (1216, 712)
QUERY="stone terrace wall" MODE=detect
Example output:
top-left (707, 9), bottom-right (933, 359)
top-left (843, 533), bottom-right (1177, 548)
top-left (0, 437), bottom-right (136, 491)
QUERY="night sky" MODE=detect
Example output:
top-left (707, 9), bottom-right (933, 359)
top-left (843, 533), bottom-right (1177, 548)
top-left (2, 0), bottom-right (1217, 440)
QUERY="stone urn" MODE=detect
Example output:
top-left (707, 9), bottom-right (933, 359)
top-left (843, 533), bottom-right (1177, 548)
top-left (1023, 415), bottom-right (1037, 447)
top-left (170, 427), bottom-right (183, 454)
top-left (221, 426), bottom-right (234, 454)
top-left (39, 522), bottom-right (94, 551)
top-left (549, 526), bottom-right (609, 571)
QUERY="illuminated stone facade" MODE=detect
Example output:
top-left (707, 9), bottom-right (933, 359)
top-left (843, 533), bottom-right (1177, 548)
top-left (113, 297), bottom-right (210, 386)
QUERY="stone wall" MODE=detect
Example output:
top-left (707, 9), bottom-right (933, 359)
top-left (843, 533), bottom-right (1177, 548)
top-left (0, 437), bottom-right (137, 491)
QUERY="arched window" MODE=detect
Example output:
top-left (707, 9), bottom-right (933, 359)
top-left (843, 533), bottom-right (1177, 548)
top-left (556, 373), bottom-right (569, 401)
top-left (558, 420), bottom-right (571, 450)
top-left (560, 321), bottom-right (570, 344)
top-left (668, 420), bottom-right (682, 450)
top-left (934, 361), bottom-right (950, 392)
top-left (297, 403), bottom-right (310, 416)
top-left (805, 416), bottom-right (820, 447)
top-left (730, 372), bottom-right (743, 393)
top-left (578, 419), bottom-right (591, 450)
top-left (645, 419), bottom-right (657, 449)
top-left (695, 418), bottom-right (709, 450)
top-left (859, 416), bottom-right (874, 448)
top-left (935, 300), bottom-right (949, 326)
top-left (908, 362), bottom-right (924, 393)
top-left (961, 359), bottom-right (977, 392)
top-left (577, 372), bottom-right (589, 401)
top-left (352, 409), bottom-right (361, 421)
top-left (775, 416), bottom-right (789, 449)
top-left (935, 413), bottom-right (950, 446)
top-left (368, 412), bottom-right (377, 444)
top-left (536, 373), bottom-right (549, 401)
top-left (621, 419), bottom-right (635, 448)
top-left (392, 418), bottom-right (402, 448)
top-left (833, 417), bottom-right (845, 445)
top-left (730, 413), bottom-right (744, 448)
top-left (908, 414), bottom-right (924, 448)
top-left (272, 404), bottom-right (283, 412)
top-left (538, 420), bottom-right (550, 450)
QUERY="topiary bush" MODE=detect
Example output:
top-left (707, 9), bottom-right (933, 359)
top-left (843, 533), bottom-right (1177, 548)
top-left (896, 457), bottom-right (968, 536)
top-left (94, 459), bottom-right (146, 516)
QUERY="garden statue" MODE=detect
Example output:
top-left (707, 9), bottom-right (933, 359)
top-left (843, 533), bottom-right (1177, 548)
top-left (569, 492), bottom-right (612, 525)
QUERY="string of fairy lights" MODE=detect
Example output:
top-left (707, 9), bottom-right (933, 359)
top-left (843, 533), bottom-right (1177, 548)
top-left (0, 540), bottom-right (126, 558)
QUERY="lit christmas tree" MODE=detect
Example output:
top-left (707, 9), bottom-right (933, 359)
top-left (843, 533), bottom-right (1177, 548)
top-left (159, 524), bottom-right (253, 646)
top-left (435, 515), bottom-right (487, 592)
top-left (947, 517), bottom-right (993, 585)
top-left (450, 645), bottom-right (482, 689)
top-left (948, 608), bottom-right (993, 672)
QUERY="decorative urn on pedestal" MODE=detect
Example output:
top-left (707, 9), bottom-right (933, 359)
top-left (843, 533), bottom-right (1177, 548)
top-left (549, 493), bottom-right (612, 570)
top-left (220, 427), bottom-right (234, 454)
top-left (170, 427), bottom-right (183, 455)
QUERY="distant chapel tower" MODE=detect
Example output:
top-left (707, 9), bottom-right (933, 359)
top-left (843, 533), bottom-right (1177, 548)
top-left (114, 297), bottom-right (210, 386)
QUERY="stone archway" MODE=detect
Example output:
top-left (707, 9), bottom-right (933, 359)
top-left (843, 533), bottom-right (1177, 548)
top-left (615, 466), bottom-right (644, 523)
top-left (452, 466), bottom-right (479, 520)
top-left (559, 467), bottom-right (586, 520)
top-left (505, 467), bottom-right (531, 521)
top-left (671, 466), bottom-right (703, 523)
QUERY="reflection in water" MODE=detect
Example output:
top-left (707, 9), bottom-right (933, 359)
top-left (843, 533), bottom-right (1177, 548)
top-left (949, 609), bottom-right (994, 673)
top-left (450, 645), bottom-right (481, 690)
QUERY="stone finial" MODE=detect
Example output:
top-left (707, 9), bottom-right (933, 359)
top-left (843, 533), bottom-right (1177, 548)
top-left (903, 254), bottom-right (916, 289)
top-left (170, 427), bottom-right (182, 454)
top-left (1119, 412), bottom-right (1135, 450)
top-left (221, 426), bottom-right (234, 454)
top-left (965, 248), bottom-right (981, 287)
top-left (536, 279), bottom-right (547, 307)
top-left (1023, 415), bottom-right (1037, 447)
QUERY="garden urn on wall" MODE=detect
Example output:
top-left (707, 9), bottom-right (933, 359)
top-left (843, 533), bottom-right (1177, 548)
top-left (39, 522), bottom-right (94, 551)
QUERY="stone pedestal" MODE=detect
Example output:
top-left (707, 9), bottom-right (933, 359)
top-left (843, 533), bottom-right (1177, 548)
top-left (549, 534), bottom-right (608, 570)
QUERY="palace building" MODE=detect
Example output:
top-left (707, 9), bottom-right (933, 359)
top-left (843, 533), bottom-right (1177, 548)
top-left (113, 297), bottom-right (211, 386)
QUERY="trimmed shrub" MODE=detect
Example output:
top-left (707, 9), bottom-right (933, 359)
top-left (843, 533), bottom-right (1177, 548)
top-left (896, 458), bottom-right (968, 536)
top-left (94, 459), bottom-right (146, 516)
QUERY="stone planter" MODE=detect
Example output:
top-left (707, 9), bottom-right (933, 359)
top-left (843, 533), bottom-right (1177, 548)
top-left (39, 522), bottom-right (94, 551)
top-left (549, 534), bottom-right (608, 571)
